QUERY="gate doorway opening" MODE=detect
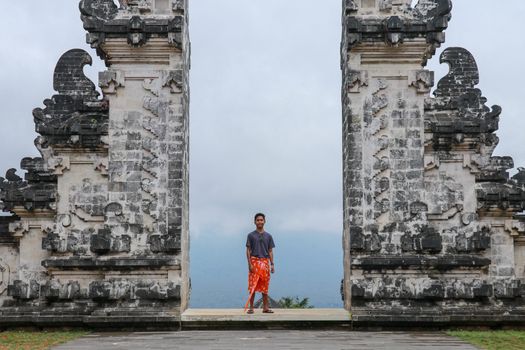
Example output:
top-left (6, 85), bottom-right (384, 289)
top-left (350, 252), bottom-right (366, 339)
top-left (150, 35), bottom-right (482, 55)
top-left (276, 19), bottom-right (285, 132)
top-left (187, 0), bottom-right (344, 310)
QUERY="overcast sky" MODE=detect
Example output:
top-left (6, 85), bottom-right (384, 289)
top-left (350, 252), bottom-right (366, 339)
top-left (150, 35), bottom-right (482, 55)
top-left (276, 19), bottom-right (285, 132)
top-left (0, 1), bottom-right (524, 306)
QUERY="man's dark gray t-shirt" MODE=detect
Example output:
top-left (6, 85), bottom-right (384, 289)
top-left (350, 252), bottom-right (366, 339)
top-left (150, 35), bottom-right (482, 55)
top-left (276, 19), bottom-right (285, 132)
top-left (246, 231), bottom-right (275, 258)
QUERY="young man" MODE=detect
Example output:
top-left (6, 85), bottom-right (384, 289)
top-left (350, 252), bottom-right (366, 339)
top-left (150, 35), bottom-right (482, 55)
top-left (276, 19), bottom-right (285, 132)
top-left (244, 213), bottom-right (275, 314)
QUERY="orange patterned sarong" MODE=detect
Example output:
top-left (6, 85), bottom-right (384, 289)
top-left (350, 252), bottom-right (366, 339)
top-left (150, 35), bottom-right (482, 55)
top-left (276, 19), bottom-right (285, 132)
top-left (244, 256), bottom-right (271, 310)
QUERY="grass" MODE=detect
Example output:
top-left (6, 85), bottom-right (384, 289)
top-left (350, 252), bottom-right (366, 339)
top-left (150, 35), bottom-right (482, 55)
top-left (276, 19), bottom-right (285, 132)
top-left (0, 330), bottom-right (87, 350)
top-left (448, 330), bottom-right (525, 350)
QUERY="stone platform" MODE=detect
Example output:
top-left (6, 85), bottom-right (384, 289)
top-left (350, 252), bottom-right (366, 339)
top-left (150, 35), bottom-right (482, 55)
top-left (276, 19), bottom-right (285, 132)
top-left (181, 308), bottom-right (351, 330)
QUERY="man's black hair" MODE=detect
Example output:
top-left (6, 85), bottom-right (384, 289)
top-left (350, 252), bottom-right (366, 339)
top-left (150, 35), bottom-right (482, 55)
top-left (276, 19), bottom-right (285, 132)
top-left (254, 213), bottom-right (266, 221)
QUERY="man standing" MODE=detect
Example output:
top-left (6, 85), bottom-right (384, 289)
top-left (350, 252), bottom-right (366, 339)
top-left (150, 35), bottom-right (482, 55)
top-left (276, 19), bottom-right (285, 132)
top-left (245, 213), bottom-right (275, 314)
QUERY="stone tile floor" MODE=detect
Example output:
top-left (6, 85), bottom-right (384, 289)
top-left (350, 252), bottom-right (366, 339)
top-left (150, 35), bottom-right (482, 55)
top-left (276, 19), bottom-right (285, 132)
top-left (53, 331), bottom-right (478, 349)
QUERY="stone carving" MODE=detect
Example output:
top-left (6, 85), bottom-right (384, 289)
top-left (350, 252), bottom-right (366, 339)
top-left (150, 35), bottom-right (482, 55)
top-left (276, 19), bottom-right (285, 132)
top-left (148, 234), bottom-right (181, 253)
top-left (33, 49), bottom-right (108, 149)
top-left (0, 161), bottom-right (56, 212)
top-left (162, 70), bottom-right (184, 94)
top-left (41, 280), bottom-right (81, 301)
top-left (434, 48), bottom-right (479, 98)
top-left (7, 280), bottom-right (40, 300)
top-left (426, 47), bottom-right (525, 216)
top-left (352, 277), bottom-right (496, 300)
top-left (409, 70), bottom-right (434, 94)
top-left (379, 0), bottom-right (392, 12)
top-left (80, 0), bottom-right (119, 22)
top-left (512, 168), bottom-right (525, 187)
top-left (90, 229), bottom-right (131, 254)
top-left (401, 226), bottom-right (442, 253)
top-left (8, 221), bottom-right (29, 239)
top-left (172, 0), bottom-right (185, 13)
top-left (0, 260), bottom-right (10, 296)
top-left (128, 16), bottom-right (147, 46)
top-left (99, 70), bottom-right (125, 94)
top-left (0, 216), bottom-right (18, 245)
top-left (69, 179), bottom-right (107, 220)
top-left (80, 0), bottom-right (186, 58)
top-left (343, 0), bottom-right (452, 53)
top-left (89, 280), bottom-right (180, 301)
top-left (346, 70), bottom-right (368, 93)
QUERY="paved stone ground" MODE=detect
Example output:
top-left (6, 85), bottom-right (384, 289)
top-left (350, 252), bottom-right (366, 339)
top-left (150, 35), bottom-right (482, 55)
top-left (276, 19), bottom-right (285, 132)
top-left (53, 331), bottom-right (478, 349)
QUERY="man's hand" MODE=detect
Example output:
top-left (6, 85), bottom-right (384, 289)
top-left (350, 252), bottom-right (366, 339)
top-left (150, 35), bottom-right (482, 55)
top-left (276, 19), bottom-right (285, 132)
top-left (249, 264), bottom-right (254, 273)
top-left (271, 265), bottom-right (275, 274)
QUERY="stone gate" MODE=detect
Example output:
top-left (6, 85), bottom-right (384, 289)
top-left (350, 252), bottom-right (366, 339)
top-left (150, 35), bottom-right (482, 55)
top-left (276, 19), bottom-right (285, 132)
top-left (341, 0), bottom-right (525, 325)
top-left (0, 0), bottom-right (523, 328)
top-left (0, 0), bottom-right (190, 327)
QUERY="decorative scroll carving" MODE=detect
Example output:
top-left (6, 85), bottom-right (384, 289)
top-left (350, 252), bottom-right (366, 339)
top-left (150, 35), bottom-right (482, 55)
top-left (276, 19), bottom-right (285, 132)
top-left (409, 70), bottom-right (434, 94)
top-left (99, 70), bottom-right (125, 94)
top-left (8, 221), bottom-right (29, 239)
top-left (93, 157), bottom-right (109, 175)
top-left (32, 49), bottom-right (108, 149)
top-left (512, 168), bottom-right (525, 188)
top-left (161, 70), bottom-right (183, 93)
top-left (424, 47), bottom-right (525, 215)
top-left (434, 48), bottom-right (479, 98)
top-left (346, 70), bottom-right (368, 93)
top-left (0, 159), bottom-right (56, 212)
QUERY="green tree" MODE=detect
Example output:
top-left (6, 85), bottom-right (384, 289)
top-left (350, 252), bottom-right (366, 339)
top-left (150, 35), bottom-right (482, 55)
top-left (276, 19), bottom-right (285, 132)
top-left (278, 296), bottom-right (314, 309)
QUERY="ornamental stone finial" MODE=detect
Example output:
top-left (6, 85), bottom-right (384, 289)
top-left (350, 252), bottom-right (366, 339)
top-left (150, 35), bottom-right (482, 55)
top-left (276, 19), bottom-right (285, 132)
top-left (79, 0), bottom-right (187, 60)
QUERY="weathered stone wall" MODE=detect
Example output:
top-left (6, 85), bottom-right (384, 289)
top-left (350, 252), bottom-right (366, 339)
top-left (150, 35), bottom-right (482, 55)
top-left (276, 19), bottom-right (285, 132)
top-left (0, 0), bottom-right (190, 327)
top-left (342, 0), bottom-right (525, 325)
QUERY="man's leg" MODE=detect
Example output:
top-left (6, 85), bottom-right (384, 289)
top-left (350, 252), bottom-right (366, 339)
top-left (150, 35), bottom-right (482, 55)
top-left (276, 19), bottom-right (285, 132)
top-left (249, 292), bottom-right (255, 310)
top-left (262, 293), bottom-right (269, 310)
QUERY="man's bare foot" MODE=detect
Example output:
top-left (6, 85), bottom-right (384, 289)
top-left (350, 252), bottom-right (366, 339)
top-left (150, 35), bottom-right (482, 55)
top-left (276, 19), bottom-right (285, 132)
top-left (262, 309), bottom-right (274, 313)
top-left (247, 309), bottom-right (254, 314)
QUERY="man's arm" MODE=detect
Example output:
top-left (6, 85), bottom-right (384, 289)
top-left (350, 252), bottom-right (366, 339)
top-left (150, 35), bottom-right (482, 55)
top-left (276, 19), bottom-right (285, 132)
top-left (269, 248), bottom-right (274, 273)
top-left (246, 247), bottom-right (253, 272)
